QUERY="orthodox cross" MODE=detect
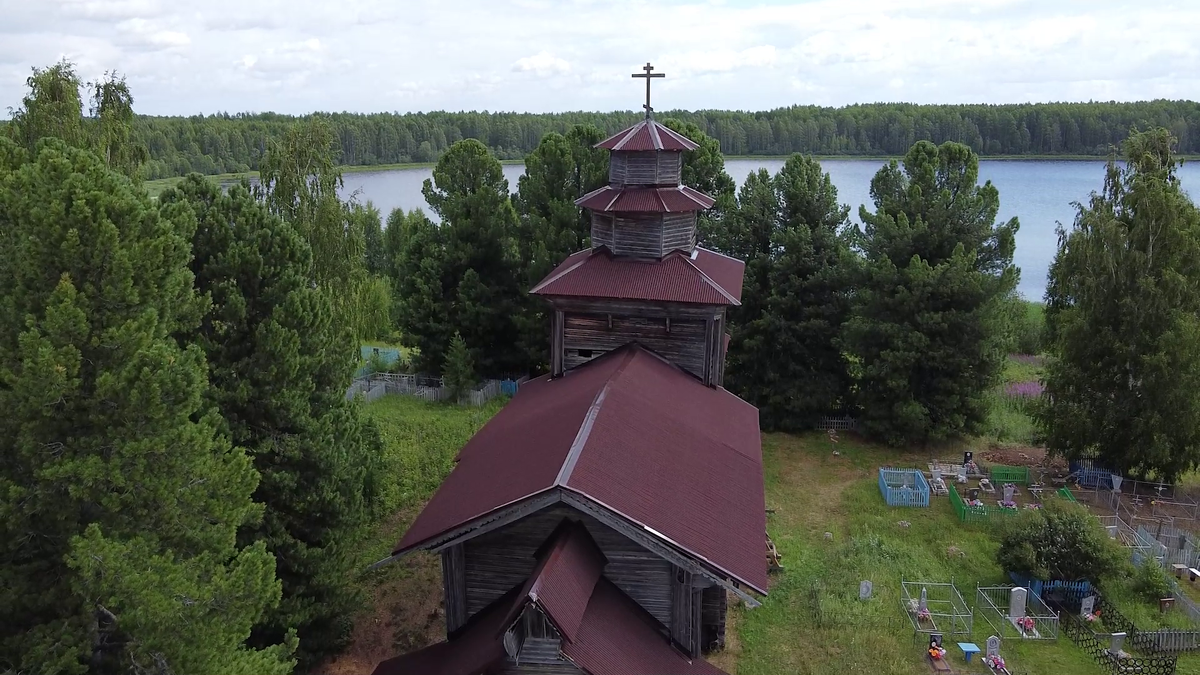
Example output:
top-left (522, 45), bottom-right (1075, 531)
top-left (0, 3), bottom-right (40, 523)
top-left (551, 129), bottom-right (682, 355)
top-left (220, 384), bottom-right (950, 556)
top-left (632, 62), bottom-right (665, 118)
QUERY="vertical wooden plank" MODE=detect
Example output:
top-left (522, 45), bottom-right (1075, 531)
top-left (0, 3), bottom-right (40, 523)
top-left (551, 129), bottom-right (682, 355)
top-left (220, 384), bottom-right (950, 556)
top-left (690, 586), bottom-right (703, 658)
top-left (442, 544), bottom-right (467, 635)
top-left (670, 567), bottom-right (694, 655)
top-left (552, 310), bottom-right (564, 377)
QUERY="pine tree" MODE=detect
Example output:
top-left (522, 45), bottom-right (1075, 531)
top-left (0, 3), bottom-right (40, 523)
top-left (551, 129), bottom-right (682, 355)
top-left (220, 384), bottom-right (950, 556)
top-left (159, 175), bottom-right (385, 668)
top-left (443, 332), bottom-right (477, 402)
top-left (513, 125), bottom-right (608, 372)
top-left (1040, 129), bottom-right (1200, 481)
top-left (0, 139), bottom-right (293, 674)
top-left (845, 141), bottom-right (1018, 446)
top-left (661, 118), bottom-right (736, 246)
top-left (405, 139), bottom-right (523, 376)
top-left (725, 156), bottom-right (853, 430)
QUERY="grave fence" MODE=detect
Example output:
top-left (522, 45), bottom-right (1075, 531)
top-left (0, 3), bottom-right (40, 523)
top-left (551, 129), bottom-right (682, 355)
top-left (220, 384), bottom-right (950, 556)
top-left (975, 585), bottom-right (1059, 640)
top-left (949, 484), bottom-right (1020, 523)
top-left (989, 464), bottom-right (1030, 485)
top-left (346, 372), bottom-right (526, 407)
top-left (1059, 612), bottom-right (1177, 675)
top-left (878, 468), bottom-right (930, 507)
top-left (900, 581), bottom-right (972, 635)
top-left (815, 415), bottom-right (859, 432)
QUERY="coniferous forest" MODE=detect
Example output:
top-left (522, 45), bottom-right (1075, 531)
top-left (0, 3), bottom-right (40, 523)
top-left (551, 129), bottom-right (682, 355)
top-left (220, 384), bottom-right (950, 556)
top-left (53, 99), bottom-right (1200, 179)
top-left (6, 60), bottom-right (1200, 674)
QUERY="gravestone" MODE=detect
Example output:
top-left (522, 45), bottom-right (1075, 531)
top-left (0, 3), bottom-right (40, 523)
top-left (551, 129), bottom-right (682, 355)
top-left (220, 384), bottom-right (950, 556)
top-left (930, 633), bottom-right (943, 648)
top-left (1110, 632), bottom-right (1126, 654)
top-left (957, 465), bottom-right (968, 484)
top-left (860, 580), bottom-right (873, 600)
top-left (969, 488), bottom-right (981, 501)
top-left (920, 587), bottom-right (928, 612)
top-left (1112, 475), bottom-right (1123, 492)
top-left (1009, 587), bottom-right (1028, 622)
top-left (1003, 484), bottom-right (1016, 503)
top-left (964, 451), bottom-right (973, 465)
top-left (1081, 595), bottom-right (1096, 617)
top-left (986, 635), bottom-right (1000, 658)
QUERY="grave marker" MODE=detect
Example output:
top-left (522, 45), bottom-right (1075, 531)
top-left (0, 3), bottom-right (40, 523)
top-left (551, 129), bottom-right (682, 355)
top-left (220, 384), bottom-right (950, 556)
top-left (860, 580), bottom-right (873, 600)
top-left (986, 635), bottom-right (1000, 658)
top-left (1003, 484), bottom-right (1016, 503)
top-left (1009, 587), bottom-right (1027, 624)
top-left (1109, 632), bottom-right (1126, 654)
top-left (964, 451), bottom-right (973, 465)
top-left (920, 587), bottom-right (928, 612)
top-left (1081, 595), bottom-right (1096, 617)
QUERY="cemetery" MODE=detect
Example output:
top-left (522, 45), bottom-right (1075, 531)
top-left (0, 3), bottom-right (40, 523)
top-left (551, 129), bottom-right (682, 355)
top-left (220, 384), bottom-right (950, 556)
top-left (976, 586), bottom-right (1060, 640)
top-left (903, 581), bottom-right (975, 636)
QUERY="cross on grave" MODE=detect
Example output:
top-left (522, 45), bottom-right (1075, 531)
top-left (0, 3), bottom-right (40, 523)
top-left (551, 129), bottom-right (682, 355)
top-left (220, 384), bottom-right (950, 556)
top-left (632, 62), bottom-right (666, 118)
top-left (860, 580), bottom-right (873, 600)
top-left (986, 636), bottom-right (1000, 658)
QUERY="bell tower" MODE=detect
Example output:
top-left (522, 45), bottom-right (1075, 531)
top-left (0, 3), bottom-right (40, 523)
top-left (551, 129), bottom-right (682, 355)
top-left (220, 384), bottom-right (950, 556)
top-left (530, 63), bottom-right (745, 386)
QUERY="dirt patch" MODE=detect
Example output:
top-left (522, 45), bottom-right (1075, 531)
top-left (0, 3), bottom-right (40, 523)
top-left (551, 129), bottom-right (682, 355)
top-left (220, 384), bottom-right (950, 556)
top-left (980, 445), bottom-right (1068, 473)
top-left (318, 552), bottom-right (444, 675)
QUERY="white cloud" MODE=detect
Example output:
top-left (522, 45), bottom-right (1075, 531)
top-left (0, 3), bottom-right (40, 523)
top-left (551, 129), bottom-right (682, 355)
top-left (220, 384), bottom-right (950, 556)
top-left (512, 51), bottom-right (571, 77)
top-left (0, 0), bottom-right (1197, 115)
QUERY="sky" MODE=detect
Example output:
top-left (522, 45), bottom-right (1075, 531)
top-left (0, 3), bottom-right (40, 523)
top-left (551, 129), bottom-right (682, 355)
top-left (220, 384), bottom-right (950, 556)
top-left (1, 0), bottom-right (1197, 117)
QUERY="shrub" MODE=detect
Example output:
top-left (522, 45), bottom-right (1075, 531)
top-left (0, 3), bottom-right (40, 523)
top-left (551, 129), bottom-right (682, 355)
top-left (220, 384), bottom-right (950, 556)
top-left (997, 498), bottom-right (1128, 582)
top-left (1134, 561), bottom-right (1174, 602)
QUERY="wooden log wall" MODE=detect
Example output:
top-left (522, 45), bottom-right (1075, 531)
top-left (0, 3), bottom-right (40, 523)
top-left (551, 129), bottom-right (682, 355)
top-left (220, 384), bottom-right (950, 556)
top-left (662, 212), bottom-right (697, 254)
top-left (670, 569), bottom-right (698, 656)
top-left (563, 313), bottom-right (706, 378)
top-left (441, 544), bottom-right (467, 635)
top-left (608, 151), bottom-right (683, 187)
top-left (612, 213), bottom-right (664, 258)
top-left (590, 213), bottom-right (614, 251)
top-left (462, 505), bottom-right (673, 627)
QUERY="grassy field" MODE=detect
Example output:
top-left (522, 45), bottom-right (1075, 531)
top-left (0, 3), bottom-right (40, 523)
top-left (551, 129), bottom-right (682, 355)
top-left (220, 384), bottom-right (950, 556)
top-left (731, 430), bottom-right (1200, 675)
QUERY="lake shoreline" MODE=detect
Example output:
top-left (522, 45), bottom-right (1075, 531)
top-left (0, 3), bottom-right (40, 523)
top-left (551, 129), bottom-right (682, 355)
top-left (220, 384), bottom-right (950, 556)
top-left (145, 153), bottom-right (1200, 196)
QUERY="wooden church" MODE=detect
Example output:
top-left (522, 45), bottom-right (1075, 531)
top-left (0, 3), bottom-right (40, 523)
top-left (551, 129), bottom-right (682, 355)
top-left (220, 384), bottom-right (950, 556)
top-left (373, 64), bottom-right (767, 675)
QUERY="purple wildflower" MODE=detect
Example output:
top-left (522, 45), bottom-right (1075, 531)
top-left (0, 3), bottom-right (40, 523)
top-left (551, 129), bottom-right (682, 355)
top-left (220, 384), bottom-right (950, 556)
top-left (1005, 380), bottom-right (1044, 398)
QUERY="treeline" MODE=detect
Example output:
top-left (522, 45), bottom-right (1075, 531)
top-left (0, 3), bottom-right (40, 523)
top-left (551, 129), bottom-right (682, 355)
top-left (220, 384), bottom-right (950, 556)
top-left (121, 100), bottom-right (1200, 180)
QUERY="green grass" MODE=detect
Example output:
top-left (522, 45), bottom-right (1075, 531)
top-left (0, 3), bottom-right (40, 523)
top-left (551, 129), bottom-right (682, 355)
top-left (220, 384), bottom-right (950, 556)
top-left (731, 431), bottom-right (1200, 675)
top-left (982, 356), bottom-right (1044, 445)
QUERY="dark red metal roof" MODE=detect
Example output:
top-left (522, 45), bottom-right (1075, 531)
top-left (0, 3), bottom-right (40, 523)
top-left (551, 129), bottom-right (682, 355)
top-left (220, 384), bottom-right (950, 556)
top-left (691, 248), bottom-right (746, 303)
top-left (576, 185), bottom-right (714, 213)
top-left (512, 519), bottom-right (606, 643)
top-left (530, 248), bottom-right (742, 307)
top-left (563, 579), bottom-right (729, 675)
top-left (597, 119), bottom-right (698, 152)
top-left (394, 344), bottom-right (768, 594)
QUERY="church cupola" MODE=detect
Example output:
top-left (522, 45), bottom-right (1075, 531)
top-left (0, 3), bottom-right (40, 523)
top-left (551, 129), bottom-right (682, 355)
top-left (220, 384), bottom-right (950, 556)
top-left (575, 63), bottom-right (713, 259)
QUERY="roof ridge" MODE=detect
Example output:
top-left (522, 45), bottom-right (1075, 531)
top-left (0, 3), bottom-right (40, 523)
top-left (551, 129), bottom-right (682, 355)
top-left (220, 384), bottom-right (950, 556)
top-left (682, 256), bottom-right (741, 306)
top-left (553, 348), bottom-right (636, 486)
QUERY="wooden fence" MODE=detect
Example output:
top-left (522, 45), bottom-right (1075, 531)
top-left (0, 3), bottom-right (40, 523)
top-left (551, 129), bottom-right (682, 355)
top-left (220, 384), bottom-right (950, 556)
top-left (346, 372), bottom-right (524, 407)
top-left (816, 415), bottom-right (859, 432)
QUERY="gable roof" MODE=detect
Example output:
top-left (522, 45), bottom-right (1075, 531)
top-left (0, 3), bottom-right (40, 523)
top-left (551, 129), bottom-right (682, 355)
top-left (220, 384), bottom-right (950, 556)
top-left (564, 579), bottom-right (729, 675)
top-left (507, 519), bottom-right (607, 643)
top-left (394, 344), bottom-right (768, 594)
top-left (575, 185), bottom-right (714, 213)
top-left (596, 119), bottom-right (698, 152)
top-left (530, 247), bottom-right (743, 307)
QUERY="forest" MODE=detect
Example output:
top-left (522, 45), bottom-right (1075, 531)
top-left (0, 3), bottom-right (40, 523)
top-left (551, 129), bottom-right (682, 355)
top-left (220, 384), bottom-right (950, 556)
top-left (5, 59), bottom-right (1200, 675)
top-left (105, 99), bottom-right (1200, 179)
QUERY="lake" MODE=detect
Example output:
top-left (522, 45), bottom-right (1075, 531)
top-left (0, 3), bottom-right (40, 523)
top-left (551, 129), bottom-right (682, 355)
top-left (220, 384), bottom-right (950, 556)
top-left (341, 159), bottom-right (1200, 300)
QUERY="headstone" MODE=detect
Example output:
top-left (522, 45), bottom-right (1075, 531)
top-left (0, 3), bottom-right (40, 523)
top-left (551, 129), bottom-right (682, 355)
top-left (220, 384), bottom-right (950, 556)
top-left (1112, 475), bottom-right (1123, 492)
top-left (1109, 632), bottom-right (1126, 654)
top-left (986, 635), bottom-right (1000, 658)
top-left (930, 633), bottom-right (943, 648)
top-left (1009, 587), bottom-right (1028, 621)
top-left (964, 451), bottom-right (974, 465)
top-left (969, 488), bottom-right (981, 501)
top-left (1081, 595), bottom-right (1096, 617)
top-left (1003, 484), bottom-right (1016, 503)
top-left (860, 580), bottom-right (873, 600)
top-left (919, 587), bottom-right (928, 612)
top-left (957, 466), bottom-right (968, 484)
